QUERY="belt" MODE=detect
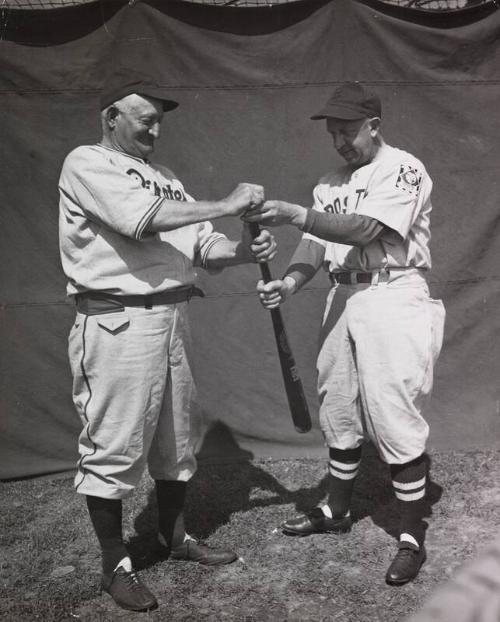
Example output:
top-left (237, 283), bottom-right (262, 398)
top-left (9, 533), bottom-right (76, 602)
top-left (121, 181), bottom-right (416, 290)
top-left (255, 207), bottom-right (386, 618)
top-left (75, 286), bottom-right (204, 316)
top-left (329, 270), bottom-right (390, 285)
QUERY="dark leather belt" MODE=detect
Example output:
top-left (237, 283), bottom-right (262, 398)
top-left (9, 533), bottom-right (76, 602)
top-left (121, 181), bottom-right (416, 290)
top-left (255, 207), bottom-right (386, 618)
top-left (330, 271), bottom-right (374, 285)
top-left (75, 286), bottom-right (204, 315)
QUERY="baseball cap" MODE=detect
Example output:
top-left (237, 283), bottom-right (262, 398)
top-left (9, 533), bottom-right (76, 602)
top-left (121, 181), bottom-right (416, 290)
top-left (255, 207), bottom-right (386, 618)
top-left (100, 71), bottom-right (179, 112)
top-left (311, 82), bottom-right (381, 121)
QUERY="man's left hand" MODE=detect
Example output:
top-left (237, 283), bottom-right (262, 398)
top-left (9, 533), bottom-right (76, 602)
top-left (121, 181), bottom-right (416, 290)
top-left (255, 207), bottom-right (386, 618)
top-left (243, 200), bottom-right (307, 228)
top-left (242, 225), bottom-right (277, 263)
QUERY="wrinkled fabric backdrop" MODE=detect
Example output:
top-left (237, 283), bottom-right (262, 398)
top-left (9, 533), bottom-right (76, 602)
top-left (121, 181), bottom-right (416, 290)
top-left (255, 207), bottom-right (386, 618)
top-left (1, 0), bottom-right (499, 479)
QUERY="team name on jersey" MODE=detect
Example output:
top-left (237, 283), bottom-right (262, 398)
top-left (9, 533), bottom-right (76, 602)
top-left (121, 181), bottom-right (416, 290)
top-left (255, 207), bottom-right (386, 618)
top-left (323, 188), bottom-right (367, 214)
top-left (126, 168), bottom-right (187, 201)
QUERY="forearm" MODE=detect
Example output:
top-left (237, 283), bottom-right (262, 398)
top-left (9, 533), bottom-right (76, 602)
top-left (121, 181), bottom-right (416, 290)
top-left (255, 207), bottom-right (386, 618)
top-left (203, 238), bottom-right (253, 270)
top-left (283, 239), bottom-right (325, 293)
top-left (301, 210), bottom-right (386, 246)
top-left (145, 199), bottom-right (229, 233)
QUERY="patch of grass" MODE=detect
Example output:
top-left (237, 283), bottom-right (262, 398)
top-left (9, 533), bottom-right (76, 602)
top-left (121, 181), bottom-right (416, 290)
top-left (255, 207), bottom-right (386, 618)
top-left (2, 449), bottom-right (500, 621)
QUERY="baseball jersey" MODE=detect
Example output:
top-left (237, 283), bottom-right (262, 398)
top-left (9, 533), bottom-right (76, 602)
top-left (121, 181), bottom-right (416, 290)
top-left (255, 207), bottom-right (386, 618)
top-left (302, 144), bottom-right (433, 273)
top-left (59, 144), bottom-right (226, 296)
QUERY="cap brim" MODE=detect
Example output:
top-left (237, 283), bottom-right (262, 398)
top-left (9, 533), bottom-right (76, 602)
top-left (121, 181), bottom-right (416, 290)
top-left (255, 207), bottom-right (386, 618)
top-left (310, 104), bottom-right (368, 121)
top-left (137, 89), bottom-right (179, 112)
top-left (100, 87), bottom-right (179, 112)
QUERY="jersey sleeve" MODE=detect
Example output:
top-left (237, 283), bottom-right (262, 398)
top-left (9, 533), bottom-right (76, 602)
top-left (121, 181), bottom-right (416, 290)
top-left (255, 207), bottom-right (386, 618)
top-left (182, 190), bottom-right (228, 270)
top-left (301, 180), bottom-right (329, 248)
top-left (59, 147), bottom-right (164, 241)
top-left (356, 160), bottom-right (431, 240)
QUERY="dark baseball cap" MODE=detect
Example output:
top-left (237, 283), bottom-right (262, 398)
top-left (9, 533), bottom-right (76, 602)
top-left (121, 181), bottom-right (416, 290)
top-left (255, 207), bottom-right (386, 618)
top-left (311, 82), bottom-right (381, 121)
top-left (100, 72), bottom-right (179, 112)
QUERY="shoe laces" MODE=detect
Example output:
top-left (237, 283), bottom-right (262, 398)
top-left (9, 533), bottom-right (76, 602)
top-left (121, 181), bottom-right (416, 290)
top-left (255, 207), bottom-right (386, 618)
top-left (119, 569), bottom-right (144, 592)
top-left (397, 547), bottom-right (418, 560)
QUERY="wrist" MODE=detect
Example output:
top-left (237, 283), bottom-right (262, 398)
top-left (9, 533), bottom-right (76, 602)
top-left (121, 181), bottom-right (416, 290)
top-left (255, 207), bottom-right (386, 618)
top-left (282, 275), bottom-right (298, 297)
top-left (290, 205), bottom-right (307, 229)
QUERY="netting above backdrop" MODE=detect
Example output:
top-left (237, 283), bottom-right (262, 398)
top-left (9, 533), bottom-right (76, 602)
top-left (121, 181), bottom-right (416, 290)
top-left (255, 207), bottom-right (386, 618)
top-left (0, 0), bottom-right (493, 10)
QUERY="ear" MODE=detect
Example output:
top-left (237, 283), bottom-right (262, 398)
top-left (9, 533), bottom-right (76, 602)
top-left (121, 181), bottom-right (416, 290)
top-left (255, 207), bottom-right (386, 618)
top-left (369, 117), bottom-right (381, 136)
top-left (105, 105), bottom-right (120, 129)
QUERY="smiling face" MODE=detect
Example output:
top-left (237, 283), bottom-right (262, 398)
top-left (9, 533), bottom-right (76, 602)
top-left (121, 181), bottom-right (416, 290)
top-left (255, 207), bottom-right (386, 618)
top-left (104, 93), bottom-right (164, 159)
top-left (326, 116), bottom-right (381, 168)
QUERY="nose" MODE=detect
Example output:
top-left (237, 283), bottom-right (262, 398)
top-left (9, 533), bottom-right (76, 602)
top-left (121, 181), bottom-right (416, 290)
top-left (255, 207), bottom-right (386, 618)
top-left (149, 123), bottom-right (161, 139)
top-left (332, 132), bottom-right (345, 151)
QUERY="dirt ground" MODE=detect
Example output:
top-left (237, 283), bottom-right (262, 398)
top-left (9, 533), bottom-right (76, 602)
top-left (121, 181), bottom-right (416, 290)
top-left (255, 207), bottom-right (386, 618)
top-left (2, 449), bottom-right (500, 621)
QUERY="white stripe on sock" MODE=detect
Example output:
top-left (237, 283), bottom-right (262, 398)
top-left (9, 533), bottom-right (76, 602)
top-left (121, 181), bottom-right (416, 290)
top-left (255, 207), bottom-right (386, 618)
top-left (329, 461), bottom-right (359, 480)
top-left (329, 459), bottom-right (361, 472)
top-left (392, 476), bottom-right (426, 492)
top-left (394, 488), bottom-right (426, 501)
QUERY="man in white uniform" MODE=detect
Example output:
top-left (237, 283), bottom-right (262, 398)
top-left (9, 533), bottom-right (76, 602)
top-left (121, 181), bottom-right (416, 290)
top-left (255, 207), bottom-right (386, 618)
top-left (59, 73), bottom-right (276, 612)
top-left (245, 82), bottom-right (445, 585)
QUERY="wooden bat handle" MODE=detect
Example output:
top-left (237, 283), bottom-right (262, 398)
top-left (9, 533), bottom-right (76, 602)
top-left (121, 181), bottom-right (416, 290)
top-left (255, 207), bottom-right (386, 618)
top-left (248, 222), bottom-right (272, 282)
top-left (247, 221), bottom-right (312, 433)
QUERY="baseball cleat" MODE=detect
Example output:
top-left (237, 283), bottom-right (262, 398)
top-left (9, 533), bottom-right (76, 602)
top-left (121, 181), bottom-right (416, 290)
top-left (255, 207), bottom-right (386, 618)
top-left (385, 544), bottom-right (426, 585)
top-left (101, 566), bottom-right (158, 612)
top-left (159, 533), bottom-right (238, 566)
top-left (281, 507), bottom-right (352, 536)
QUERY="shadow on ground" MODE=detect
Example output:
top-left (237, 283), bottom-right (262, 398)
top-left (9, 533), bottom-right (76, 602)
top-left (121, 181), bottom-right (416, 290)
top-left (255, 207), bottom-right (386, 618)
top-left (128, 421), bottom-right (443, 571)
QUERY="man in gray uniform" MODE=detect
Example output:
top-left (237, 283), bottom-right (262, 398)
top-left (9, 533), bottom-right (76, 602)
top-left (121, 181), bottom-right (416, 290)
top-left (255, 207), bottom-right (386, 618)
top-left (245, 82), bottom-right (445, 586)
top-left (59, 73), bottom-right (276, 611)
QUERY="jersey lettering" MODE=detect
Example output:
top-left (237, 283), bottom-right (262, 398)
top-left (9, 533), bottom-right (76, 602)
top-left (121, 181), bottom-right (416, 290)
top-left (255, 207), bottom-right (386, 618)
top-left (354, 188), bottom-right (365, 210)
top-left (323, 187), bottom-right (366, 215)
top-left (126, 168), bottom-right (187, 202)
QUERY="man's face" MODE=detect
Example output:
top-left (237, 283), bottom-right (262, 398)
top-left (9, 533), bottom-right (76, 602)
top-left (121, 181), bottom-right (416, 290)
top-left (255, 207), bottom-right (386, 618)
top-left (110, 94), bottom-right (164, 159)
top-left (326, 117), bottom-right (380, 168)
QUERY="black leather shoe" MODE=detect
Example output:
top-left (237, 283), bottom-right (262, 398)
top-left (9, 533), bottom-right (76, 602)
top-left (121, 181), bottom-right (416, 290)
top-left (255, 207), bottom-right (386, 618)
top-left (281, 507), bottom-right (352, 536)
top-left (101, 567), bottom-right (158, 612)
top-left (385, 544), bottom-right (426, 585)
top-left (160, 534), bottom-right (238, 566)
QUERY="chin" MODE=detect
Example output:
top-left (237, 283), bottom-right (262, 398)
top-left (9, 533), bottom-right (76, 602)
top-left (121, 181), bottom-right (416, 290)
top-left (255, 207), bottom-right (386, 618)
top-left (138, 144), bottom-right (154, 157)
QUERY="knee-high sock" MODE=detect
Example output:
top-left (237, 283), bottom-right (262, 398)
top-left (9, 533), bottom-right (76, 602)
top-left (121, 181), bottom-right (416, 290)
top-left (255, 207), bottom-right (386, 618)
top-left (390, 454), bottom-right (427, 548)
top-left (155, 480), bottom-right (187, 549)
top-left (327, 446), bottom-right (362, 518)
top-left (86, 495), bottom-right (127, 575)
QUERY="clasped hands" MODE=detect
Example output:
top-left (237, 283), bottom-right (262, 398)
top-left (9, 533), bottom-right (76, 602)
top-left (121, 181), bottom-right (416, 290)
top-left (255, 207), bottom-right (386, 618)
top-left (227, 183), bottom-right (304, 305)
top-left (225, 182), bottom-right (307, 229)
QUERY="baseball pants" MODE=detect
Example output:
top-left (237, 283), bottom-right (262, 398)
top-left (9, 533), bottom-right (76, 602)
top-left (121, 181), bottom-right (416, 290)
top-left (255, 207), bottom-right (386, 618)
top-left (317, 269), bottom-right (445, 464)
top-left (68, 301), bottom-right (200, 499)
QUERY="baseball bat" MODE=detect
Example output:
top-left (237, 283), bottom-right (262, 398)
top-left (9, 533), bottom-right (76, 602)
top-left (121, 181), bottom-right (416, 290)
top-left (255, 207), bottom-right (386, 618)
top-left (249, 222), bottom-right (312, 433)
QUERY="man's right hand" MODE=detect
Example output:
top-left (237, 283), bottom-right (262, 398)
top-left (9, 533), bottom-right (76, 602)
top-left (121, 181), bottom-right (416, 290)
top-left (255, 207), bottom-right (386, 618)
top-left (256, 276), bottom-right (296, 309)
top-left (223, 183), bottom-right (264, 216)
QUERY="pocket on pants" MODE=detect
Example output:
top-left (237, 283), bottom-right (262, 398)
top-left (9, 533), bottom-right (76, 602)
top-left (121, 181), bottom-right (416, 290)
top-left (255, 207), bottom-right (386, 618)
top-left (97, 314), bottom-right (130, 335)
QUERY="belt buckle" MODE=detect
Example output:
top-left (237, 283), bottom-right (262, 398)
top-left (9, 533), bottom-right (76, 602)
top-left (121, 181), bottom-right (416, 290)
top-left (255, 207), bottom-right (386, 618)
top-left (378, 268), bottom-right (390, 284)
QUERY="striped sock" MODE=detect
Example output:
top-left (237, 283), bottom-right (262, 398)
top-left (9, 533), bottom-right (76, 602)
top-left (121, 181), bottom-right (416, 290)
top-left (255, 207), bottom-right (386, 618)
top-left (390, 454), bottom-right (427, 548)
top-left (326, 446), bottom-right (362, 519)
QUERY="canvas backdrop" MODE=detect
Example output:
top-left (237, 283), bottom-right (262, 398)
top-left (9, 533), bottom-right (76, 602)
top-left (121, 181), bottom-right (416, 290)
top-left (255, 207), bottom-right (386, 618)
top-left (1, 0), bottom-right (500, 479)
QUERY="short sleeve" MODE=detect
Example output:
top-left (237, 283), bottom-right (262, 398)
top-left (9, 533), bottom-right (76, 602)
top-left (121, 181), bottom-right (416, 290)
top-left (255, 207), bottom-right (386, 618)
top-left (59, 147), bottom-right (164, 241)
top-left (357, 161), bottom-right (431, 239)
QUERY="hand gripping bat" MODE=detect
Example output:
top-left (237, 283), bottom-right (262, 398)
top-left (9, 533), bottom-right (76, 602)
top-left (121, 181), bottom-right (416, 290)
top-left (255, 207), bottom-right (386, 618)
top-left (249, 222), bottom-right (312, 433)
